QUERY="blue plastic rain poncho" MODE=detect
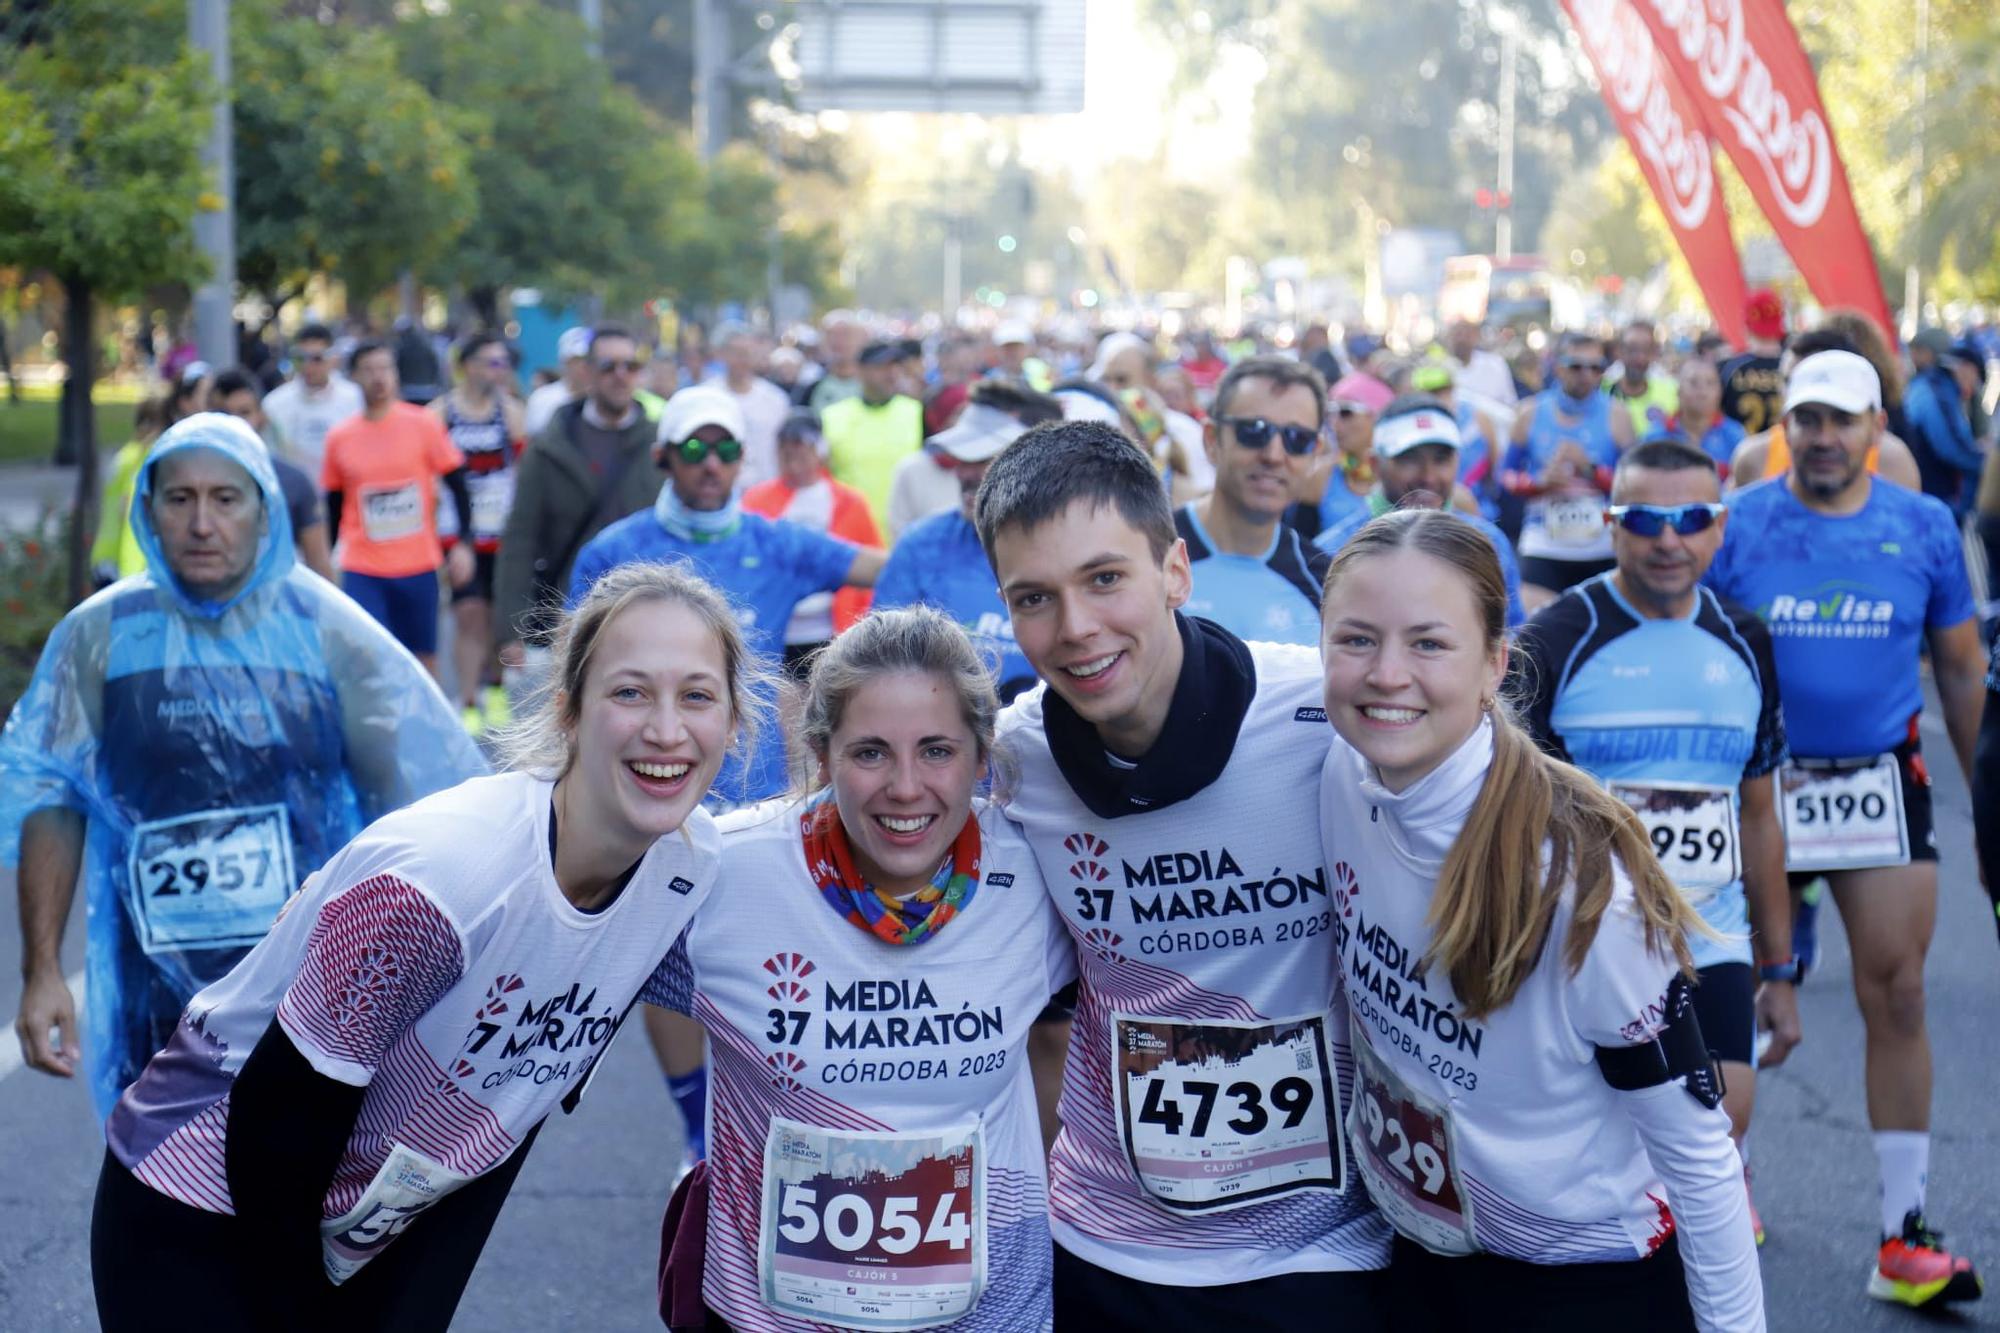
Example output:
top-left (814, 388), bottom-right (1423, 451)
top-left (0, 413), bottom-right (486, 1116)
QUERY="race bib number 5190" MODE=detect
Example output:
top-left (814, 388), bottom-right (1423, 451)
top-left (1113, 1013), bottom-right (1343, 1212)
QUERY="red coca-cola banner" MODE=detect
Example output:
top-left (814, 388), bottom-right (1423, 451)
top-left (1563, 0), bottom-right (1751, 348)
top-left (1633, 0), bottom-right (1895, 339)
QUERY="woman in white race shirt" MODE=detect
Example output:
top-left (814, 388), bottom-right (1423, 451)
top-left (1314, 509), bottom-right (1762, 1332)
top-left (94, 562), bottom-right (761, 1331)
top-left (651, 606), bottom-right (1074, 1332)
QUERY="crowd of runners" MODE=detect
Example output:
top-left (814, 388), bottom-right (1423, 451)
top-left (5, 286), bottom-right (1998, 1331)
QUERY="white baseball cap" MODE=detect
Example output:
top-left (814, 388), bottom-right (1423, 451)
top-left (657, 384), bottom-right (747, 445)
top-left (1784, 350), bottom-right (1881, 416)
top-left (930, 403), bottom-right (1029, 463)
top-left (557, 327), bottom-right (592, 361)
top-left (1374, 406), bottom-right (1462, 458)
top-left (993, 320), bottom-right (1034, 348)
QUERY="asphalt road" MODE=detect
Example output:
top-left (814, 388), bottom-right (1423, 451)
top-left (0, 704), bottom-right (1994, 1331)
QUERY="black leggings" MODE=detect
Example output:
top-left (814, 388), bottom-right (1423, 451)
top-left (94, 1131), bottom-right (536, 1332)
top-left (1053, 1242), bottom-right (1388, 1331)
top-left (1973, 686), bottom-right (2000, 944)
top-left (1387, 1232), bottom-right (1696, 1332)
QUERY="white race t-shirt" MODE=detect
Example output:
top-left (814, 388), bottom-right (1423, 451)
top-left (712, 375), bottom-right (794, 492)
top-left (1319, 721), bottom-right (1761, 1330)
top-left (525, 380), bottom-right (578, 437)
top-left (106, 771), bottom-right (720, 1284)
top-left (648, 799), bottom-right (1074, 1332)
top-left (995, 640), bottom-right (1389, 1286)
top-left (263, 375), bottom-right (364, 482)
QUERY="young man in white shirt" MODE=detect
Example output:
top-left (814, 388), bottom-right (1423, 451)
top-left (262, 322), bottom-right (364, 483)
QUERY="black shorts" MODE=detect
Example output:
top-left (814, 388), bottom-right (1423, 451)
top-left (1784, 732), bottom-right (1938, 892)
top-left (1692, 962), bottom-right (1755, 1066)
top-left (1387, 1231), bottom-right (1695, 1332)
top-left (1974, 690), bottom-right (2000, 927)
top-left (1519, 554), bottom-right (1616, 592)
top-left (1053, 1243), bottom-right (1388, 1331)
top-left (448, 548), bottom-right (498, 604)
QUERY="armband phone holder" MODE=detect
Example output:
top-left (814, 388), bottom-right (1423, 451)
top-left (1593, 974), bottom-right (1726, 1110)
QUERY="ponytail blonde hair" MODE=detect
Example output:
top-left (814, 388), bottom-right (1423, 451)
top-left (1322, 509), bottom-right (1699, 1019)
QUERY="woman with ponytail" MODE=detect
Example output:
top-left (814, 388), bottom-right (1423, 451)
top-left (1316, 508), bottom-right (1762, 1331)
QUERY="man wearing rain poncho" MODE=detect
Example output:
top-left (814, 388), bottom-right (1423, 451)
top-left (2, 413), bottom-right (485, 1118)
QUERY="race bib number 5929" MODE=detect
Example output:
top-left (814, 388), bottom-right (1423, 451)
top-left (1113, 1013), bottom-right (1343, 1212)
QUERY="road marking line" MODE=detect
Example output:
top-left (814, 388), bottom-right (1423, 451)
top-left (0, 969), bottom-right (86, 1082)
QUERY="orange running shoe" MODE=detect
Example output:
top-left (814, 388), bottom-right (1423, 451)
top-left (1869, 1212), bottom-right (1984, 1307)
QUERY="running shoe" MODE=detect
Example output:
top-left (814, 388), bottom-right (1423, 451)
top-left (1869, 1211), bottom-right (1984, 1307)
top-left (1792, 878), bottom-right (1824, 977)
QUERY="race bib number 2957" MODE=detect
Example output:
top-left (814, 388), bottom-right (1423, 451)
top-left (1113, 1012), bottom-right (1343, 1212)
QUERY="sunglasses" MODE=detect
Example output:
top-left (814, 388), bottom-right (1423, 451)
top-left (1223, 416), bottom-right (1319, 456)
top-left (477, 356), bottom-right (512, 370)
top-left (1333, 402), bottom-right (1370, 418)
top-left (597, 358), bottom-right (645, 375)
top-left (297, 350), bottom-right (328, 363)
top-left (1606, 502), bottom-right (1726, 537)
top-left (1561, 359), bottom-right (1607, 374)
top-left (669, 436), bottom-right (744, 465)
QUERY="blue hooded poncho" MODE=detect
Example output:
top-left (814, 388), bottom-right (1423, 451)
top-left (0, 413), bottom-right (486, 1116)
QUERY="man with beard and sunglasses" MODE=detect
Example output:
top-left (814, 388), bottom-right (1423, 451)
top-left (1707, 351), bottom-right (1988, 1311)
top-left (1515, 438), bottom-right (1799, 1249)
top-left (1173, 356), bottom-right (1333, 646)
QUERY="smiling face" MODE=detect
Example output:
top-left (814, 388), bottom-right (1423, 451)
top-left (1321, 547), bottom-right (1505, 793)
top-left (149, 447), bottom-right (264, 601)
top-left (563, 599), bottom-right (732, 854)
top-left (1207, 375), bottom-right (1320, 523)
top-left (666, 423), bottom-right (743, 511)
top-left (992, 498), bottom-right (1191, 757)
top-left (821, 670), bottom-right (983, 898)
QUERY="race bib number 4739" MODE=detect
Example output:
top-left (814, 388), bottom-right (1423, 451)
top-left (1113, 1013), bottom-right (1343, 1212)
top-left (759, 1119), bottom-right (985, 1332)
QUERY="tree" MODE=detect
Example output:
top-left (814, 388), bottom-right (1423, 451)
top-left (0, 0), bottom-right (207, 600)
top-left (393, 0), bottom-right (697, 324)
top-left (232, 4), bottom-right (475, 325)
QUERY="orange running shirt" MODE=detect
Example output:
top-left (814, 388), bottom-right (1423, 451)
top-left (321, 402), bottom-right (465, 577)
top-left (1762, 422), bottom-right (1882, 477)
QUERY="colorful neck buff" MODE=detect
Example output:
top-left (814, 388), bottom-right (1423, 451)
top-left (800, 790), bottom-right (981, 946)
top-left (1338, 450), bottom-right (1378, 488)
top-left (654, 486), bottom-right (742, 544)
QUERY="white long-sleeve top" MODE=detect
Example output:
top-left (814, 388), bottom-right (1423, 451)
top-left (1320, 719), bottom-right (1763, 1331)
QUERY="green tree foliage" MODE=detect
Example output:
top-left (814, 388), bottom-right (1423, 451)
top-left (392, 0), bottom-right (699, 321)
top-left (0, 0), bottom-right (208, 596)
top-left (232, 4), bottom-right (475, 321)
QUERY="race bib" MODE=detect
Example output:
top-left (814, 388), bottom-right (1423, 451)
top-left (1540, 494), bottom-right (1607, 547)
top-left (1612, 782), bottom-right (1740, 898)
top-left (126, 804), bottom-right (297, 955)
top-left (1348, 1033), bottom-right (1477, 1256)
top-left (359, 482), bottom-right (424, 543)
top-left (1112, 1013), bottom-right (1343, 1212)
top-left (320, 1142), bottom-right (475, 1284)
top-left (469, 470), bottom-right (515, 540)
top-left (759, 1119), bottom-right (985, 1331)
top-left (1781, 756), bottom-right (1909, 872)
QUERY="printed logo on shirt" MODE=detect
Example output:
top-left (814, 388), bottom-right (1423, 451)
top-left (756, 951), bottom-right (1013, 1088)
top-left (986, 872), bottom-right (1014, 887)
top-left (668, 875), bottom-right (695, 895)
top-left (1758, 584), bottom-right (1897, 640)
top-left (455, 978), bottom-right (631, 1093)
top-left (1294, 706), bottom-right (1328, 723)
top-left (1063, 828), bottom-right (1333, 958)
top-left (1336, 863), bottom-right (1487, 1072)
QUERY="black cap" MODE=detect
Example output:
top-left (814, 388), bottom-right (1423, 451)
top-left (858, 340), bottom-right (901, 366)
top-left (778, 407), bottom-right (823, 443)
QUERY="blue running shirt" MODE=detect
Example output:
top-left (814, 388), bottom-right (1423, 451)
top-left (872, 508), bottom-right (1035, 698)
top-left (1516, 575), bottom-right (1787, 967)
top-left (1705, 479), bottom-right (1973, 758)
top-left (1175, 504), bottom-right (1328, 646)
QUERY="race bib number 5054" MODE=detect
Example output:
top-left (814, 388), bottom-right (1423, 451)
top-left (758, 1119), bottom-right (986, 1332)
top-left (1113, 1013), bottom-right (1343, 1212)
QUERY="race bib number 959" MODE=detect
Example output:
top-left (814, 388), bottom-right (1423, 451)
top-left (1113, 1013), bottom-right (1343, 1212)
top-left (1611, 783), bottom-right (1739, 897)
top-left (759, 1119), bottom-right (985, 1331)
